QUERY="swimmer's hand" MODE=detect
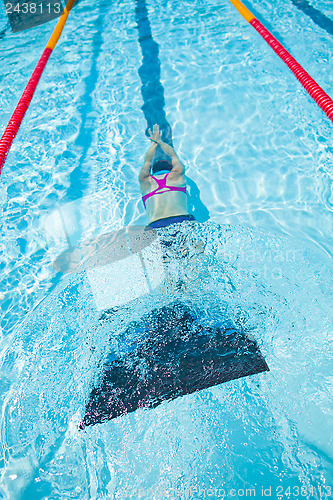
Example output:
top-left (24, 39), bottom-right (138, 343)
top-left (148, 124), bottom-right (185, 175)
top-left (148, 124), bottom-right (162, 144)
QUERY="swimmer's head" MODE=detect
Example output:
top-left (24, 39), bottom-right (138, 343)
top-left (152, 160), bottom-right (173, 175)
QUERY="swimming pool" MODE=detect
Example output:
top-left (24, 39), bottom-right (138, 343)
top-left (0, 0), bottom-right (332, 498)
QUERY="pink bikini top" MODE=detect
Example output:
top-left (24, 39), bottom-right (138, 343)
top-left (142, 173), bottom-right (187, 208)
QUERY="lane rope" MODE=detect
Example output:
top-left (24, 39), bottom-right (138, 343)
top-left (0, 0), bottom-right (76, 176)
top-left (228, 0), bottom-right (333, 122)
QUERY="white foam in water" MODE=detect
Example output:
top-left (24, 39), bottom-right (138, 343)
top-left (87, 237), bottom-right (165, 310)
top-left (87, 255), bottom-right (148, 310)
top-left (141, 239), bottom-right (165, 290)
top-left (87, 233), bottom-right (165, 309)
top-left (86, 247), bottom-right (162, 311)
top-left (87, 254), bottom-right (148, 310)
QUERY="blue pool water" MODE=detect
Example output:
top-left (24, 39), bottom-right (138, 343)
top-left (0, 0), bottom-right (332, 498)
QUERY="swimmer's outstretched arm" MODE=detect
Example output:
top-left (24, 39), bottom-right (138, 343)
top-left (139, 141), bottom-right (158, 181)
top-left (149, 124), bottom-right (185, 175)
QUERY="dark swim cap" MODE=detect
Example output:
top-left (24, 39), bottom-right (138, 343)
top-left (152, 160), bottom-right (173, 174)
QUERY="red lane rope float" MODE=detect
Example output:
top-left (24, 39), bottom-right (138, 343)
top-left (228, 0), bottom-right (333, 123)
top-left (251, 19), bottom-right (333, 120)
top-left (0, 0), bottom-right (76, 176)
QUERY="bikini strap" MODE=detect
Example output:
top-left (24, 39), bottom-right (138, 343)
top-left (142, 173), bottom-right (186, 208)
top-left (150, 173), bottom-right (168, 189)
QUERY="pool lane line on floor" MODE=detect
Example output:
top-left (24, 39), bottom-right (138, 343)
top-left (0, 0), bottom-right (76, 176)
top-left (135, 0), bottom-right (174, 163)
top-left (228, 0), bottom-right (333, 123)
top-left (291, 0), bottom-right (333, 37)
